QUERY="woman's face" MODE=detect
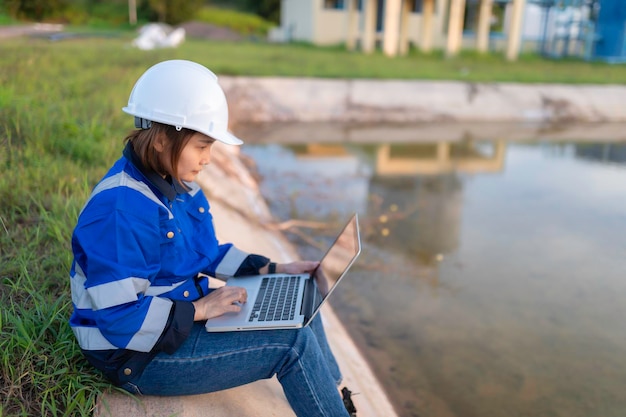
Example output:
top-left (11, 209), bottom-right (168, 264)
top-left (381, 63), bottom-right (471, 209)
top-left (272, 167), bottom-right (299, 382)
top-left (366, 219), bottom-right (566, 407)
top-left (157, 132), bottom-right (216, 182)
top-left (177, 133), bottom-right (216, 182)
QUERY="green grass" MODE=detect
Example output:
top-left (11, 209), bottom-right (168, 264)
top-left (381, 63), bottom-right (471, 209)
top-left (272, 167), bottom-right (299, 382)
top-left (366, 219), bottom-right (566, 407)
top-left (196, 6), bottom-right (275, 36)
top-left (0, 32), bottom-right (625, 416)
top-left (4, 34), bottom-right (623, 83)
top-left (0, 38), bottom-right (142, 417)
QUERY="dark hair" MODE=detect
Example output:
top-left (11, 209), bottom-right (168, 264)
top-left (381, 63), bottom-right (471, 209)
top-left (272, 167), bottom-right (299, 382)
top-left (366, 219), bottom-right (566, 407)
top-left (124, 122), bottom-right (195, 184)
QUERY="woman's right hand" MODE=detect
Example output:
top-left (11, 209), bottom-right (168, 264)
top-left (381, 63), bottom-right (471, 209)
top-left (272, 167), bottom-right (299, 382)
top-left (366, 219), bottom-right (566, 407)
top-left (192, 286), bottom-right (247, 321)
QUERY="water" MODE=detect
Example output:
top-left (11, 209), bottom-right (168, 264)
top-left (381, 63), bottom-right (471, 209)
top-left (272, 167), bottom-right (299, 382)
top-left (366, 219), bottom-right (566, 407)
top-left (237, 124), bottom-right (626, 417)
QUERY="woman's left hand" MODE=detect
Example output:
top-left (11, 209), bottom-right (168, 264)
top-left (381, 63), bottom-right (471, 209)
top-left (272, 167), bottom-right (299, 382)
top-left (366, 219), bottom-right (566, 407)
top-left (263, 260), bottom-right (319, 275)
top-left (283, 260), bottom-right (319, 274)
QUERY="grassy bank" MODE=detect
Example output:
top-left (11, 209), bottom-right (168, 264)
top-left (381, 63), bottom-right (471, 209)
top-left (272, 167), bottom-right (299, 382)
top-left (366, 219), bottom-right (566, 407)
top-left (0, 40), bottom-right (140, 417)
top-left (3, 33), bottom-right (626, 83)
top-left (0, 34), bottom-right (624, 416)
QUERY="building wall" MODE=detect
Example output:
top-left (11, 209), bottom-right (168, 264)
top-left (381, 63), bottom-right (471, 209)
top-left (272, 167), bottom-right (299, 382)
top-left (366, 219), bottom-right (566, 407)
top-left (407, 12), bottom-right (427, 45)
top-left (280, 0), bottom-right (452, 49)
top-left (281, 0), bottom-right (316, 41)
top-left (315, 3), bottom-right (353, 45)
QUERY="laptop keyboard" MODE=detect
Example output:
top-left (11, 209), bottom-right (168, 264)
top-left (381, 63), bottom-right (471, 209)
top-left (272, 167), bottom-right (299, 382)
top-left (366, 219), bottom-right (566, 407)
top-left (249, 276), bottom-right (301, 322)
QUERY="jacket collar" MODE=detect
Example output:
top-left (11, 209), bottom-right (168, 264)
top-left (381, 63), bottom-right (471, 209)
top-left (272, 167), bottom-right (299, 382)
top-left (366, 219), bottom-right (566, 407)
top-left (123, 141), bottom-right (188, 201)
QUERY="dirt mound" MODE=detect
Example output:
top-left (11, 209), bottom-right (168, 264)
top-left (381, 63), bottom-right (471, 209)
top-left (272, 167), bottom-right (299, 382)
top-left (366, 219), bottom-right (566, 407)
top-left (178, 21), bottom-right (243, 41)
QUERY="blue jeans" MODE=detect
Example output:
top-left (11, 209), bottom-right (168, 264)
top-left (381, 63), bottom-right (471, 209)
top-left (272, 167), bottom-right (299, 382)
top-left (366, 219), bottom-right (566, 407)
top-left (121, 314), bottom-right (349, 417)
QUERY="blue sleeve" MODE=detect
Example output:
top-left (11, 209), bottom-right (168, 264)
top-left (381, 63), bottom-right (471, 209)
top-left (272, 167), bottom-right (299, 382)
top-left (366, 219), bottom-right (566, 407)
top-left (201, 244), bottom-right (269, 279)
top-left (73, 194), bottom-right (189, 353)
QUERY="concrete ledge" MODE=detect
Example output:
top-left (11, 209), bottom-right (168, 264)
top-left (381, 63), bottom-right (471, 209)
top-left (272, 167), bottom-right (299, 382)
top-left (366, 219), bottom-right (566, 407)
top-left (95, 143), bottom-right (397, 417)
top-left (221, 77), bottom-right (626, 124)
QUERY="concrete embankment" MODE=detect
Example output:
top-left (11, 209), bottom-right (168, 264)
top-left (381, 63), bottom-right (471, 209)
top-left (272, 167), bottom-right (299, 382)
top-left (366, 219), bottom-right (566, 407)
top-left (221, 77), bottom-right (626, 124)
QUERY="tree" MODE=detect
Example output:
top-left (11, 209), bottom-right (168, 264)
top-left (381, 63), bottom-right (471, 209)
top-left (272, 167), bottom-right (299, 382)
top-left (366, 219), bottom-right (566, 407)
top-left (237, 0), bottom-right (280, 24)
top-left (3, 0), bottom-right (70, 20)
top-left (145, 0), bottom-right (204, 25)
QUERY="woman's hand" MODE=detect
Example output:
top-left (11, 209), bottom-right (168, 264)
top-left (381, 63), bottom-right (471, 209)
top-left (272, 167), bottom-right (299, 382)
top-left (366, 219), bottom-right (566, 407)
top-left (261, 260), bottom-right (320, 275)
top-left (281, 260), bottom-right (319, 274)
top-left (192, 286), bottom-right (247, 321)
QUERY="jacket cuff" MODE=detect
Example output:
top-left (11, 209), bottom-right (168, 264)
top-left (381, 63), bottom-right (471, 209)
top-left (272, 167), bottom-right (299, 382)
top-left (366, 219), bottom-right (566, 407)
top-left (154, 300), bottom-right (195, 354)
top-left (234, 254), bottom-right (270, 277)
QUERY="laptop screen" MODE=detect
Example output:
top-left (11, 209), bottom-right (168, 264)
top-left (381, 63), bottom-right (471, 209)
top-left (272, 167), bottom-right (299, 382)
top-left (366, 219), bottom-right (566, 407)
top-left (310, 213), bottom-right (361, 313)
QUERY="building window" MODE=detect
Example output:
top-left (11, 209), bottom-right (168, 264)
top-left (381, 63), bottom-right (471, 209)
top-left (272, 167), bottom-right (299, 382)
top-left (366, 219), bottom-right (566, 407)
top-left (323, 0), bottom-right (364, 10)
top-left (412, 0), bottom-right (423, 13)
top-left (323, 0), bottom-right (420, 12)
top-left (324, 0), bottom-right (345, 9)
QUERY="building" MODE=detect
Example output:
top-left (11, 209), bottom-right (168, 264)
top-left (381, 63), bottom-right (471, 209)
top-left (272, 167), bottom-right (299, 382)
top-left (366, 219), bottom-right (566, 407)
top-left (279, 0), bottom-right (446, 52)
top-left (278, 0), bottom-right (528, 60)
top-left (276, 0), bottom-right (625, 62)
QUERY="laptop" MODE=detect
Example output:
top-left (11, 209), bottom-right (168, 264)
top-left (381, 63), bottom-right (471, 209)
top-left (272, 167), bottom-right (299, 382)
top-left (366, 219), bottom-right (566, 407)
top-left (205, 213), bottom-right (361, 332)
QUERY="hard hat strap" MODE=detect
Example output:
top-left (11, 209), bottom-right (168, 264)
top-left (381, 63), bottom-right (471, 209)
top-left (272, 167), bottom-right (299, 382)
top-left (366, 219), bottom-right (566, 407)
top-left (134, 117), bottom-right (152, 130)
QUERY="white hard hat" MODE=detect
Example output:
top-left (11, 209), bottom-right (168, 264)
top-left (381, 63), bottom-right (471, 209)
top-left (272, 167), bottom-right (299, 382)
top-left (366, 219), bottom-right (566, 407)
top-left (122, 60), bottom-right (243, 145)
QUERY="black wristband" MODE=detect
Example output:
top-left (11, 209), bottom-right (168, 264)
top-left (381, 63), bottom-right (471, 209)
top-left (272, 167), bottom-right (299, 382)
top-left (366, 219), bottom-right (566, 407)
top-left (268, 262), bottom-right (277, 274)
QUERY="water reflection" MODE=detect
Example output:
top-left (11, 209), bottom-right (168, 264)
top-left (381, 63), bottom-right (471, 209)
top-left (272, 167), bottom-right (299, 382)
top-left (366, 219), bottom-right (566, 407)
top-left (575, 143), bottom-right (626, 164)
top-left (238, 126), bottom-right (626, 417)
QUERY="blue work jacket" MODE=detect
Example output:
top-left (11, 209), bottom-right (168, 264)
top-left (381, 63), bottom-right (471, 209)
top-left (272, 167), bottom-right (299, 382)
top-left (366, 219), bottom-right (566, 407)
top-left (69, 142), bottom-right (268, 384)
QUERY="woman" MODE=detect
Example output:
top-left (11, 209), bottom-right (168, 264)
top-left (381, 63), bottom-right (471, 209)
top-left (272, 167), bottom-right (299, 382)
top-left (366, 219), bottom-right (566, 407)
top-left (69, 60), bottom-right (350, 417)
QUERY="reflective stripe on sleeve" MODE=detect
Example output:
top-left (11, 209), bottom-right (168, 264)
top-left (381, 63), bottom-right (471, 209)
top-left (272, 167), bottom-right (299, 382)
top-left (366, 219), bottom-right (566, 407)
top-left (70, 263), bottom-right (91, 310)
top-left (86, 276), bottom-right (151, 310)
top-left (215, 246), bottom-right (249, 280)
top-left (73, 263), bottom-right (189, 308)
top-left (72, 325), bottom-right (118, 350)
top-left (126, 297), bottom-right (173, 352)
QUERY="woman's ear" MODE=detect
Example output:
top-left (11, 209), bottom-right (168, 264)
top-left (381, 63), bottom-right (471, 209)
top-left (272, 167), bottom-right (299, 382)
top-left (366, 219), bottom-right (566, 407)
top-left (153, 136), bottom-right (165, 153)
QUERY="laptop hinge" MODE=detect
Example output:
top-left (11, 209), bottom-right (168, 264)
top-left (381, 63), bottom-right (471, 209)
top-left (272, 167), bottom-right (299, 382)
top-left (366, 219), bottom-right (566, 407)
top-left (300, 276), bottom-right (316, 321)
